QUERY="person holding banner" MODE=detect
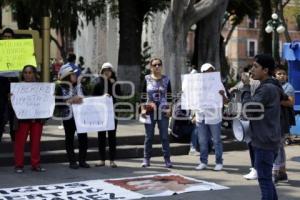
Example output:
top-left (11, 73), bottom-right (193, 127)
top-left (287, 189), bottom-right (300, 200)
top-left (13, 65), bottom-right (45, 173)
top-left (194, 63), bottom-right (228, 171)
top-left (0, 28), bottom-right (18, 143)
top-left (93, 62), bottom-right (121, 168)
top-left (140, 58), bottom-right (173, 168)
top-left (55, 65), bottom-right (89, 169)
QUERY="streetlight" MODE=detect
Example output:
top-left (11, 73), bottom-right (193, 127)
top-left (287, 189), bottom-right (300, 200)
top-left (265, 13), bottom-right (286, 63)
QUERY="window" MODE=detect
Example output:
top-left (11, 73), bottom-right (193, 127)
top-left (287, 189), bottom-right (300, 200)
top-left (247, 40), bottom-right (257, 57)
top-left (248, 17), bottom-right (256, 29)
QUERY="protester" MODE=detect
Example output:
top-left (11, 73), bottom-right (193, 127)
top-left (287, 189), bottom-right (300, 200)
top-left (194, 63), bottom-right (228, 171)
top-left (273, 66), bottom-right (295, 183)
top-left (241, 54), bottom-right (285, 200)
top-left (59, 53), bottom-right (81, 78)
top-left (188, 66), bottom-right (199, 156)
top-left (230, 66), bottom-right (260, 180)
top-left (93, 62), bottom-right (121, 168)
top-left (55, 65), bottom-right (89, 169)
top-left (0, 28), bottom-right (18, 143)
top-left (140, 58), bottom-right (173, 168)
top-left (13, 65), bottom-right (46, 173)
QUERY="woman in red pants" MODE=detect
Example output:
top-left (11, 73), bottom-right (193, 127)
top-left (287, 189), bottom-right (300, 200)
top-left (13, 65), bottom-right (46, 173)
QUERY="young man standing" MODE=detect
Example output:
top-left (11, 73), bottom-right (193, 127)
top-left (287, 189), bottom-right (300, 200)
top-left (241, 54), bottom-right (283, 200)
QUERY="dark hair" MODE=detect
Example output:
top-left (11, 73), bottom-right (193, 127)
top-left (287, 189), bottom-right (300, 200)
top-left (67, 53), bottom-right (76, 63)
top-left (1, 28), bottom-right (15, 38)
top-left (21, 65), bottom-right (39, 81)
top-left (254, 54), bottom-right (275, 76)
top-left (275, 65), bottom-right (287, 73)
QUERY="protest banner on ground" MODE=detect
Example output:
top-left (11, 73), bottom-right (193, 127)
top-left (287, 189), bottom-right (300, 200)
top-left (10, 83), bottom-right (55, 119)
top-left (0, 39), bottom-right (37, 71)
top-left (0, 174), bottom-right (228, 200)
top-left (72, 96), bottom-right (115, 133)
top-left (181, 72), bottom-right (224, 110)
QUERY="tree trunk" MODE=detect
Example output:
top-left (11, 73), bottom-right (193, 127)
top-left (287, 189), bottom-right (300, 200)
top-left (197, 1), bottom-right (228, 71)
top-left (258, 0), bottom-right (272, 54)
top-left (117, 0), bottom-right (144, 95)
top-left (163, 15), bottom-right (188, 93)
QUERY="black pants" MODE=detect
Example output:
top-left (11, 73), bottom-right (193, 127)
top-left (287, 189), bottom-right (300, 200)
top-left (98, 120), bottom-right (117, 161)
top-left (63, 118), bottom-right (88, 164)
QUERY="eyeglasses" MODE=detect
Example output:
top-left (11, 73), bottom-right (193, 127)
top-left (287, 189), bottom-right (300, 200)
top-left (151, 63), bottom-right (162, 67)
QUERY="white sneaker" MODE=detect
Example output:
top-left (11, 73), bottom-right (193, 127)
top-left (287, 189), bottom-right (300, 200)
top-left (243, 168), bottom-right (257, 180)
top-left (189, 148), bottom-right (197, 156)
top-left (195, 163), bottom-right (207, 170)
top-left (214, 164), bottom-right (223, 171)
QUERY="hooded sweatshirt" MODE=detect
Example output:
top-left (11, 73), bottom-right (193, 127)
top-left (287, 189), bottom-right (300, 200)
top-left (241, 78), bottom-right (286, 150)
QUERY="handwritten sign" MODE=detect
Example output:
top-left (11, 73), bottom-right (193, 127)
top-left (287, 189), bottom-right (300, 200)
top-left (11, 83), bottom-right (55, 119)
top-left (181, 72), bottom-right (224, 110)
top-left (0, 39), bottom-right (37, 72)
top-left (72, 96), bottom-right (115, 134)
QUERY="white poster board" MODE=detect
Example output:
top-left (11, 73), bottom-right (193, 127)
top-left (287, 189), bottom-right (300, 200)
top-left (181, 72), bottom-right (224, 110)
top-left (10, 83), bottom-right (55, 119)
top-left (0, 174), bottom-right (228, 200)
top-left (72, 96), bottom-right (115, 133)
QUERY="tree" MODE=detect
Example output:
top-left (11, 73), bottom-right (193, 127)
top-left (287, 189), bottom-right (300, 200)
top-left (163, 0), bottom-right (229, 92)
top-left (117, 0), bottom-right (169, 94)
top-left (5, 0), bottom-right (106, 59)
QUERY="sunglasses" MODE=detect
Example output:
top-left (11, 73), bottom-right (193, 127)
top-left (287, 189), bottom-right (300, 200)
top-left (151, 63), bottom-right (162, 67)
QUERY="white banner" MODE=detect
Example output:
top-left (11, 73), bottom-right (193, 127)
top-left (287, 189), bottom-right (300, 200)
top-left (181, 72), bottom-right (224, 110)
top-left (0, 174), bottom-right (228, 200)
top-left (10, 83), bottom-right (55, 119)
top-left (72, 96), bottom-right (115, 134)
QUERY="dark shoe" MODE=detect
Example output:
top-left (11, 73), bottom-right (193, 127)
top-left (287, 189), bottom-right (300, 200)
top-left (164, 157), bottom-right (173, 168)
top-left (95, 160), bottom-right (105, 167)
top-left (32, 166), bottom-right (46, 172)
top-left (110, 161), bottom-right (117, 168)
top-left (141, 158), bottom-right (150, 167)
top-left (79, 162), bottom-right (90, 168)
top-left (69, 162), bottom-right (79, 169)
top-left (277, 172), bottom-right (288, 183)
top-left (15, 167), bottom-right (24, 174)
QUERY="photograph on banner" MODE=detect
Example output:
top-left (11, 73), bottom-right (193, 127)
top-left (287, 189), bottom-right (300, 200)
top-left (72, 96), bottom-right (115, 133)
top-left (0, 39), bottom-right (36, 72)
top-left (10, 83), bottom-right (55, 119)
top-left (105, 174), bottom-right (228, 197)
top-left (181, 72), bottom-right (224, 110)
top-left (0, 180), bottom-right (143, 200)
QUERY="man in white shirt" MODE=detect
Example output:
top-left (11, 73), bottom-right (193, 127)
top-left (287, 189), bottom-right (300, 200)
top-left (194, 63), bottom-right (228, 171)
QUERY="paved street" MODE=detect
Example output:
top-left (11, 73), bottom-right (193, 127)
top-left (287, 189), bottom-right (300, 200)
top-left (0, 145), bottom-right (299, 200)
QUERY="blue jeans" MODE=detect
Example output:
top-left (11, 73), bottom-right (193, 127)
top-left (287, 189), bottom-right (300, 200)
top-left (255, 147), bottom-right (278, 200)
top-left (273, 138), bottom-right (286, 171)
top-left (197, 121), bottom-right (223, 164)
top-left (144, 114), bottom-right (170, 159)
top-left (190, 125), bottom-right (198, 150)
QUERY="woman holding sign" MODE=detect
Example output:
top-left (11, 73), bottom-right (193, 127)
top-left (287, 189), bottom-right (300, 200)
top-left (55, 65), bottom-right (89, 169)
top-left (93, 62), bottom-right (121, 168)
top-left (140, 58), bottom-right (173, 168)
top-left (13, 65), bottom-right (45, 173)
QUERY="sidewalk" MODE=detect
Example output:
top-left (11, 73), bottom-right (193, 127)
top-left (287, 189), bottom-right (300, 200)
top-left (0, 146), bottom-right (299, 200)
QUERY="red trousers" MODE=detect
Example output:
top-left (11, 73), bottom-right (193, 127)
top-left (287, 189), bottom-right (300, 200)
top-left (14, 121), bottom-right (43, 168)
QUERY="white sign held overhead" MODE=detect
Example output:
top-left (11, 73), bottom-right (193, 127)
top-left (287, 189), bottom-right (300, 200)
top-left (10, 83), bottom-right (55, 119)
top-left (72, 96), bottom-right (115, 134)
